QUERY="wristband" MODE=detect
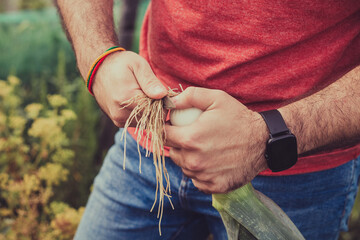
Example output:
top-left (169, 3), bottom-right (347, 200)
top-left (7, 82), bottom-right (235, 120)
top-left (86, 46), bottom-right (126, 95)
top-left (259, 110), bottom-right (298, 172)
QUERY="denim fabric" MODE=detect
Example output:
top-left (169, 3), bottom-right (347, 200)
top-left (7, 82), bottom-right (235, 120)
top-left (74, 129), bottom-right (360, 240)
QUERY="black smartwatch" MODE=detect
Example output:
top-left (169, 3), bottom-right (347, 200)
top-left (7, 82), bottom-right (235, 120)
top-left (259, 109), bottom-right (298, 172)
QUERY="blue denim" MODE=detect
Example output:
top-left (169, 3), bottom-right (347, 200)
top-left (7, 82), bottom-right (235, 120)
top-left (74, 129), bottom-right (360, 240)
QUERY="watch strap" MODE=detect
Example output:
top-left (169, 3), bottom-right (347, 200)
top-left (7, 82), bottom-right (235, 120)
top-left (259, 110), bottom-right (289, 137)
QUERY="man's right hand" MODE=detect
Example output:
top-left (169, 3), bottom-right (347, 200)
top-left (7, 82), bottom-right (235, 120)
top-left (89, 51), bottom-right (168, 127)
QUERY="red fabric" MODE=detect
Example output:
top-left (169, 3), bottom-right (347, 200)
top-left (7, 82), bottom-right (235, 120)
top-left (129, 0), bottom-right (360, 176)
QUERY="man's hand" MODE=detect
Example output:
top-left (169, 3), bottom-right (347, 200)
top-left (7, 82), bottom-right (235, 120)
top-left (55, 1), bottom-right (167, 127)
top-left (91, 51), bottom-right (167, 127)
top-left (165, 87), bottom-right (269, 194)
top-left (165, 63), bottom-right (360, 195)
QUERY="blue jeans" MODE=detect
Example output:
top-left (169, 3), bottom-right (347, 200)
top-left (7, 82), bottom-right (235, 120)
top-left (74, 129), bottom-right (360, 240)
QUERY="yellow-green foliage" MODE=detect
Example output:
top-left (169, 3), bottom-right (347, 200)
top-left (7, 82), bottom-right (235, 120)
top-left (19, 0), bottom-right (52, 10)
top-left (0, 76), bottom-right (83, 240)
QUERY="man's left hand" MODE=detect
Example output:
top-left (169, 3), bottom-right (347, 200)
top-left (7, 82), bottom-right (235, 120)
top-left (165, 87), bottom-right (269, 194)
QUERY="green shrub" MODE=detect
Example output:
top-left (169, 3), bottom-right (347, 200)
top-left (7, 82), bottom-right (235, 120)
top-left (0, 6), bottom-right (105, 209)
top-left (0, 76), bottom-right (83, 240)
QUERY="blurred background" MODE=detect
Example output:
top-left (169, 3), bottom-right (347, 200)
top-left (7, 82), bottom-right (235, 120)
top-left (0, 0), bottom-right (358, 239)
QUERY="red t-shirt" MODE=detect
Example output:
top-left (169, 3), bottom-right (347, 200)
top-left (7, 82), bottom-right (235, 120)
top-left (129, 0), bottom-right (360, 176)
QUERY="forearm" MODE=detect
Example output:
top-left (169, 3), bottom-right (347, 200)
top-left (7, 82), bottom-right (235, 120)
top-left (279, 65), bottom-right (360, 156)
top-left (55, 0), bottom-right (118, 79)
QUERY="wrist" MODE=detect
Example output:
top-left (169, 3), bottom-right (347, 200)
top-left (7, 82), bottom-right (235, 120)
top-left (86, 47), bottom-right (126, 96)
top-left (76, 42), bottom-right (118, 80)
top-left (251, 111), bottom-right (269, 172)
top-left (278, 106), bottom-right (305, 154)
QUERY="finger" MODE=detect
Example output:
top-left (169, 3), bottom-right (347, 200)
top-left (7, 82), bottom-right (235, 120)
top-left (169, 147), bottom-right (185, 169)
top-left (164, 124), bottom-right (194, 149)
top-left (111, 111), bottom-right (138, 128)
top-left (181, 168), bottom-right (211, 181)
top-left (164, 125), bottom-right (182, 148)
top-left (170, 87), bottom-right (223, 111)
top-left (131, 56), bottom-right (168, 99)
top-left (181, 168), bottom-right (198, 179)
top-left (192, 179), bottom-right (227, 194)
top-left (170, 147), bottom-right (205, 173)
top-left (191, 179), bottom-right (213, 194)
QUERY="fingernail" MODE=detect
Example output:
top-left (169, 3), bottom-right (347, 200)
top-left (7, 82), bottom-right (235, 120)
top-left (153, 85), bottom-right (166, 95)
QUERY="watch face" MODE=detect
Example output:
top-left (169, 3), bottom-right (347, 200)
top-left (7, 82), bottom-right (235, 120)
top-left (266, 134), bottom-right (297, 172)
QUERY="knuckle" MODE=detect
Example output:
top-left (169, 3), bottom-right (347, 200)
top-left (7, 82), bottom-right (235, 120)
top-left (191, 180), bottom-right (204, 191)
top-left (191, 180), bottom-right (211, 194)
top-left (109, 110), bottom-right (126, 126)
top-left (113, 116), bottom-right (126, 126)
top-left (109, 111), bottom-right (120, 121)
top-left (215, 187), bottom-right (226, 194)
top-left (185, 86), bottom-right (196, 94)
top-left (169, 149), bottom-right (181, 164)
top-left (201, 174), bottom-right (213, 183)
top-left (181, 131), bottom-right (200, 149)
top-left (184, 157), bottom-right (201, 171)
top-left (181, 134), bottom-right (195, 149)
top-left (218, 177), bottom-right (245, 193)
top-left (200, 189), bottom-right (211, 194)
top-left (213, 89), bottom-right (226, 97)
top-left (184, 86), bottom-right (197, 100)
top-left (210, 183), bottom-right (225, 194)
top-left (198, 185), bottom-right (212, 195)
top-left (210, 177), bottom-right (230, 193)
top-left (168, 148), bottom-right (176, 159)
top-left (195, 173), bottom-right (212, 184)
top-left (191, 180), bottom-right (201, 189)
top-left (113, 121), bottom-right (123, 128)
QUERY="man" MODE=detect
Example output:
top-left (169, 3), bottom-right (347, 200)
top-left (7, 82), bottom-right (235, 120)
top-left (56, 1), bottom-right (360, 239)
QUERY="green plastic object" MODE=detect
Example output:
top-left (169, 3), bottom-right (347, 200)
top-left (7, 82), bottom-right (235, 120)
top-left (212, 183), bottom-right (305, 240)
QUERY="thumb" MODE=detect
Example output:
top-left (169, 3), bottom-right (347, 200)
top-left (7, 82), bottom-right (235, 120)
top-left (132, 57), bottom-right (168, 99)
top-left (171, 87), bottom-right (219, 111)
